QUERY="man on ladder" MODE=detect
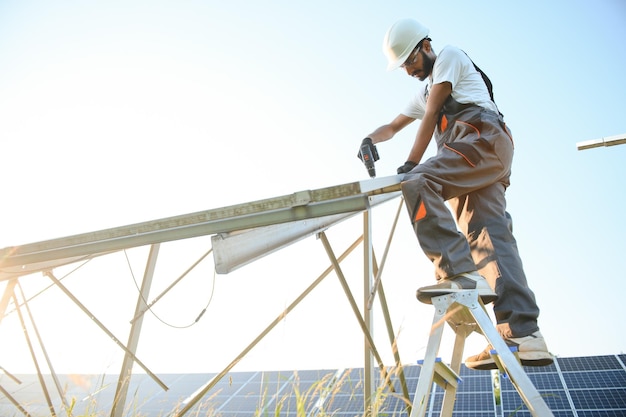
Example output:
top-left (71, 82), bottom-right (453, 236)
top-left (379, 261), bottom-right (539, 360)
top-left (359, 18), bottom-right (552, 370)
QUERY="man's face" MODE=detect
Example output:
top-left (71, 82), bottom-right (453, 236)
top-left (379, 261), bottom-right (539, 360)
top-left (402, 44), bottom-right (435, 81)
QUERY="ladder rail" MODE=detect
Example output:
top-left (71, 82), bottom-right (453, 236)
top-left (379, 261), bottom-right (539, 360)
top-left (410, 290), bottom-right (554, 417)
top-left (409, 303), bottom-right (447, 417)
top-left (461, 297), bottom-right (553, 416)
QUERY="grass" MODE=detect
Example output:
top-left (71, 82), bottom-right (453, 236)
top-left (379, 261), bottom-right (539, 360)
top-left (44, 367), bottom-right (411, 417)
top-left (8, 365), bottom-right (554, 416)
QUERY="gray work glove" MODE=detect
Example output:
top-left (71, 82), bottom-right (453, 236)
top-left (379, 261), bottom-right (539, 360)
top-left (397, 161), bottom-right (417, 174)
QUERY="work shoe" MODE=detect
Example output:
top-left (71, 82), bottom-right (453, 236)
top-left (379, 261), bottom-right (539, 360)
top-left (416, 272), bottom-right (497, 304)
top-left (465, 331), bottom-right (554, 370)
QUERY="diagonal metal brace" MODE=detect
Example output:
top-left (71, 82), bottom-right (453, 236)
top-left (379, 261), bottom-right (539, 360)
top-left (318, 231), bottom-right (393, 390)
top-left (44, 271), bottom-right (168, 391)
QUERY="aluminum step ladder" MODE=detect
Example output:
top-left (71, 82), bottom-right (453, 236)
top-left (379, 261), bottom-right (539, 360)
top-left (409, 290), bottom-right (554, 417)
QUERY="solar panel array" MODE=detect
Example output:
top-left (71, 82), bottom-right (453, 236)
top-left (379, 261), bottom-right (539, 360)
top-left (500, 354), bottom-right (626, 417)
top-left (1, 354), bottom-right (625, 416)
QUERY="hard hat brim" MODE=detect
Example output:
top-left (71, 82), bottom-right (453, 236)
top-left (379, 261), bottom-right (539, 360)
top-left (383, 18), bottom-right (429, 71)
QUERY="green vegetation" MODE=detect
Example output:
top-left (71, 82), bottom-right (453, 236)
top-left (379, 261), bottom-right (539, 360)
top-left (52, 367), bottom-right (411, 417)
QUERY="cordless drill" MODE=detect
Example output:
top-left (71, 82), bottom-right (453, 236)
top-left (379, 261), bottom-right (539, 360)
top-left (358, 137), bottom-right (379, 178)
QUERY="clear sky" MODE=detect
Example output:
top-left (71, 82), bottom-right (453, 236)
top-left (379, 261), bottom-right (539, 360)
top-left (1, 1), bottom-right (625, 377)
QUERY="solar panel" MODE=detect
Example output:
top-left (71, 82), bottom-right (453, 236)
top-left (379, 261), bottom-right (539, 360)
top-left (568, 388), bottom-right (626, 410)
top-left (558, 355), bottom-right (624, 371)
top-left (564, 370), bottom-right (626, 389)
top-left (431, 391), bottom-right (495, 414)
top-left (575, 411), bottom-right (626, 417)
top-left (500, 387), bottom-right (571, 412)
top-left (3, 355), bottom-right (626, 416)
top-left (526, 372), bottom-right (565, 390)
top-left (456, 373), bottom-right (494, 392)
top-left (499, 356), bottom-right (626, 416)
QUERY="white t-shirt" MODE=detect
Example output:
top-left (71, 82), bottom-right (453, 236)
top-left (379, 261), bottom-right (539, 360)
top-left (401, 45), bottom-right (499, 119)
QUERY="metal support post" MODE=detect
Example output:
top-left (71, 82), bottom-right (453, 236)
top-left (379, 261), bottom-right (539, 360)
top-left (367, 198), bottom-right (412, 412)
top-left (13, 291), bottom-right (56, 416)
top-left (318, 233), bottom-right (391, 390)
top-left (0, 279), bottom-right (18, 325)
top-left (15, 282), bottom-right (69, 412)
top-left (111, 244), bottom-right (161, 417)
top-left (362, 210), bottom-right (375, 414)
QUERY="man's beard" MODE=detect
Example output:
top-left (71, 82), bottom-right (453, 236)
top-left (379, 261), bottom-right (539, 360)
top-left (420, 50), bottom-right (435, 79)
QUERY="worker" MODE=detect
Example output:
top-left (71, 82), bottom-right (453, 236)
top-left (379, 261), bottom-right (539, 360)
top-left (359, 18), bottom-right (552, 370)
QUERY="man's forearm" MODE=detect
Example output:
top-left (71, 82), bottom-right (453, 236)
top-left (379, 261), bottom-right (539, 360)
top-left (367, 124), bottom-right (397, 144)
top-left (407, 112), bottom-right (437, 164)
top-left (367, 114), bottom-right (416, 144)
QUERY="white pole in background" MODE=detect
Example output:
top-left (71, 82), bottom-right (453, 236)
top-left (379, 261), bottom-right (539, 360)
top-left (577, 133), bottom-right (626, 150)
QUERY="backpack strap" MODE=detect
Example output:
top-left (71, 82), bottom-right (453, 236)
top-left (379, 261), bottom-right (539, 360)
top-left (472, 61), bottom-right (495, 102)
top-left (463, 51), bottom-right (503, 117)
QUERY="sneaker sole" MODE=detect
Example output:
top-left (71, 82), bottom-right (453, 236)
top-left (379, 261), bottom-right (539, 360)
top-left (466, 352), bottom-right (554, 371)
top-left (416, 288), bottom-right (498, 305)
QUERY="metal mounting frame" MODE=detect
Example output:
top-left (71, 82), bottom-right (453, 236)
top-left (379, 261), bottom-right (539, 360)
top-left (0, 175), bottom-right (409, 417)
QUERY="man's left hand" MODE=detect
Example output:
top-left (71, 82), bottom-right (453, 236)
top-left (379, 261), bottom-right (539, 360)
top-left (397, 161), bottom-right (417, 174)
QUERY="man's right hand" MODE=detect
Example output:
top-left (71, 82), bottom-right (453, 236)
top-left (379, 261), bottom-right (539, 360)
top-left (357, 137), bottom-right (379, 162)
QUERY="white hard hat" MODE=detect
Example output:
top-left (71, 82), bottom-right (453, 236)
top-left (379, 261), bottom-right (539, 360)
top-left (383, 18), bottom-right (430, 71)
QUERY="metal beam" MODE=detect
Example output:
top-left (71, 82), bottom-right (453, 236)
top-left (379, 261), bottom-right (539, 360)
top-left (0, 176), bottom-right (402, 277)
top-left (212, 212), bottom-right (353, 274)
top-left (211, 192), bottom-right (399, 274)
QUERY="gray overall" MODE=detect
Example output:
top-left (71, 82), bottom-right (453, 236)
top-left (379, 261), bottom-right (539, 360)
top-left (401, 99), bottom-right (540, 338)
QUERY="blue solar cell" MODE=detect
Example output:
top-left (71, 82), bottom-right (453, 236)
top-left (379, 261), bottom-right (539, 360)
top-left (459, 365), bottom-right (492, 377)
top-left (576, 411), bottom-right (626, 417)
top-left (503, 412), bottom-right (576, 417)
top-left (558, 355), bottom-right (623, 371)
top-left (325, 393), bottom-right (364, 413)
top-left (457, 374), bottom-right (494, 392)
top-left (529, 372), bottom-right (566, 390)
top-left (563, 370), bottom-right (626, 389)
top-left (500, 389), bottom-right (571, 412)
top-left (549, 412), bottom-right (577, 417)
top-left (499, 370), bottom-right (564, 391)
top-left (568, 388), bottom-right (626, 410)
top-left (431, 391), bottom-right (495, 412)
top-left (523, 361), bottom-right (558, 373)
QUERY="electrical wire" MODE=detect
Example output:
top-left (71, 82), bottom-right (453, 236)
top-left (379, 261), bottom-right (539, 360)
top-left (124, 248), bottom-right (216, 329)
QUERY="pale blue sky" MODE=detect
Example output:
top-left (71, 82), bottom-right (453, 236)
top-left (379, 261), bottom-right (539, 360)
top-left (1, 1), bottom-right (625, 374)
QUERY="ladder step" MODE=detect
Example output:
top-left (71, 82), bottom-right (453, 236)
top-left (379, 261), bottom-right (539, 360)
top-left (489, 345), bottom-right (519, 355)
top-left (489, 346), bottom-right (521, 377)
top-left (417, 358), bottom-right (461, 389)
